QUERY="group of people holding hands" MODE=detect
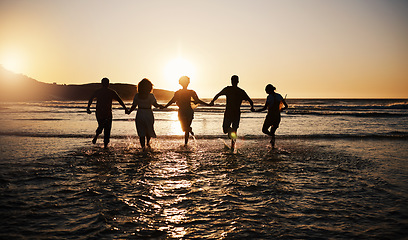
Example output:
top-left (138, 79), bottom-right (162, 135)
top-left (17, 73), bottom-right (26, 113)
top-left (87, 75), bottom-right (288, 151)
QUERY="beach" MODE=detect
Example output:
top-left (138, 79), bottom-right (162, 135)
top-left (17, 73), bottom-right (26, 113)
top-left (1, 99), bottom-right (407, 239)
top-left (1, 0), bottom-right (408, 237)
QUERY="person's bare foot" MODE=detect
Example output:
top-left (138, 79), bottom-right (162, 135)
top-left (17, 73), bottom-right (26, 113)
top-left (270, 137), bottom-right (275, 149)
top-left (231, 139), bottom-right (236, 150)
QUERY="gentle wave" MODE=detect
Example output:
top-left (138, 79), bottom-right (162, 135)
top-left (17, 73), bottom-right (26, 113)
top-left (6, 108), bottom-right (406, 118)
top-left (290, 103), bottom-right (408, 111)
top-left (3, 99), bottom-right (407, 117)
top-left (13, 118), bottom-right (68, 121)
top-left (1, 131), bottom-right (407, 139)
top-left (286, 110), bottom-right (408, 118)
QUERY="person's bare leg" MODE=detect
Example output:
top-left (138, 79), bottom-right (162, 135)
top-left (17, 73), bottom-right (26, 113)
top-left (184, 132), bottom-right (189, 145)
top-left (230, 130), bottom-right (237, 150)
top-left (146, 136), bottom-right (151, 149)
top-left (270, 126), bottom-right (278, 149)
top-left (140, 136), bottom-right (146, 151)
top-left (231, 138), bottom-right (236, 150)
top-left (92, 134), bottom-right (98, 144)
top-left (93, 125), bottom-right (103, 144)
top-left (270, 135), bottom-right (275, 149)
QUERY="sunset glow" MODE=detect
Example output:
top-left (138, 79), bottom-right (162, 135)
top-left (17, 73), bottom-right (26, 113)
top-left (169, 111), bottom-right (184, 136)
top-left (163, 58), bottom-right (196, 91)
top-left (0, 0), bottom-right (407, 98)
top-left (1, 55), bottom-right (22, 74)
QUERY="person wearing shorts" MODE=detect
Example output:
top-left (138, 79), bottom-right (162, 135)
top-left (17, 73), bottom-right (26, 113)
top-left (255, 84), bottom-right (288, 148)
top-left (210, 75), bottom-right (254, 149)
top-left (87, 77), bottom-right (128, 149)
top-left (164, 76), bottom-right (210, 145)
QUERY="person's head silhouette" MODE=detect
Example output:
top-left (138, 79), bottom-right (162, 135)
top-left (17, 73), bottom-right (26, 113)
top-left (179, 76), bottom-right (190, 89)
top-left (231, 75), bottom-right (239, 87)
top-left (138, 78), bottom-right (153, 95)
top-left (101, 77), bottom-right (109, 88)
top-left (265, 84), bottom-right (276, 94)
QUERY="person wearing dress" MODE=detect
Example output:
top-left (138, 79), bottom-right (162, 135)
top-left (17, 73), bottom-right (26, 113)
top-left (127, 78), bottom-right (163, 150)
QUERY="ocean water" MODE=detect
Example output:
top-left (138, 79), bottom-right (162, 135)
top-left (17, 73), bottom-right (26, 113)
top-left (0, 99), bottom-right (407, 239)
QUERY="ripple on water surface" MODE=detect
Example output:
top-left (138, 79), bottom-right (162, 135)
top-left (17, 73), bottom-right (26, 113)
top-left (0, 138), bottom-right (407, 239)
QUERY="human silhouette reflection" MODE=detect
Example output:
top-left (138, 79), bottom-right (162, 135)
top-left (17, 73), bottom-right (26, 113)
top-left (87, 77), bottom-right (128, 149)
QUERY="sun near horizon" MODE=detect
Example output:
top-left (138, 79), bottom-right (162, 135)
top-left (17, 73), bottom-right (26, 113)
top-left (163, 57), bottom-right (196, 92)
top-left (1, 1), bottom-right (407, 99)
top-left (1, 54), bottom-right (24, 74)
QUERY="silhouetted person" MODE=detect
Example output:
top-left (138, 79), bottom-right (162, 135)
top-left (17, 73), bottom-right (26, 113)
top-left (87, 77), bottom-right (128, 149)
top-left (210, 75), bottom-right (254, 150)
top-left (127, 78), bottom-right (164, 151)
top-left (255, 84), bottom-right (288, 148)
top-left (163, 76), bottom-right (210, 145)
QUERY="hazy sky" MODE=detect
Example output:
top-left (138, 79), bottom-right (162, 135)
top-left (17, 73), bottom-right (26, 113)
top-left (1, 0), bottom-right (407, 98)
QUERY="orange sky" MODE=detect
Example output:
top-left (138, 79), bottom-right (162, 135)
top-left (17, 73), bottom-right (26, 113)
top-left (1, 0), bottom-right (407, 98)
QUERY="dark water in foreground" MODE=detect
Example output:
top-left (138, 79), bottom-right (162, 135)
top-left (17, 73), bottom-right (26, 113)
top-left (1, 138), bottom-right (407, 239)
top-left (0, 99), bottom-right (407, 239)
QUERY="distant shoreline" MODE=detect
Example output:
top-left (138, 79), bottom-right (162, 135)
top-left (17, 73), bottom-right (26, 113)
top-left (0, 66), bottom-right (174, 101)
top-left (1, 66), bottom-right (406, 101)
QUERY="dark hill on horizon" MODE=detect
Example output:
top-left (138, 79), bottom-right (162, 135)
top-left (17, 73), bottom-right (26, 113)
top-left (0, 66), bottom-right (174, 101)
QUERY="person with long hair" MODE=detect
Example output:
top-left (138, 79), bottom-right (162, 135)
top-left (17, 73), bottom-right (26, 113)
top-left (128, 78), bottom-right (164, 150)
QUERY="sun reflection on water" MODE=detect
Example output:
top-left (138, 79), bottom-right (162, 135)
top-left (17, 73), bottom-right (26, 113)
top-left (149, 152), bottom-right (192, 238)
top-left (168, 111), bottom-right (184, 136)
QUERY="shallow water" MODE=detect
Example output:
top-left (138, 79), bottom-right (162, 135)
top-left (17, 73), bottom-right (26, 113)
top-left (1, 99), bottom-right (407, 239)
top-left (1, 138), bottom-right (407, 239)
